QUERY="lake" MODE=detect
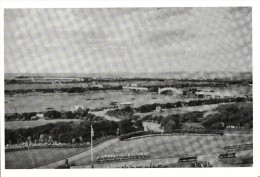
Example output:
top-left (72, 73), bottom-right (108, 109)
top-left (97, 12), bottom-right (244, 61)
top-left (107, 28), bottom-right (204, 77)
top-left (5, 91), bottom-right (197, 113)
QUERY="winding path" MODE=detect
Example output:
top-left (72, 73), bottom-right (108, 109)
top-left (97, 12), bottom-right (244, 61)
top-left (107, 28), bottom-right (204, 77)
top-left (91, 109), bottom-right (120, 122)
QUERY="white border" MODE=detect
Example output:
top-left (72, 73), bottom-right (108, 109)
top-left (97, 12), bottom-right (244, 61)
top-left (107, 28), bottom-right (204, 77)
top-left (1, 1), bottom-right (259, 177)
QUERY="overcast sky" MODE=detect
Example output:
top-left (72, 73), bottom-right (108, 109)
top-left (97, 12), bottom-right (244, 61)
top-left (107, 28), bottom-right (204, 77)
top-left (4, 7), bottom-right (252, 73)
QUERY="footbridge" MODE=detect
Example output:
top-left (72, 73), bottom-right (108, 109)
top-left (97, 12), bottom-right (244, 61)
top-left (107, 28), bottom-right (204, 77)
top-left (158, 87), bottom-right (182, 95)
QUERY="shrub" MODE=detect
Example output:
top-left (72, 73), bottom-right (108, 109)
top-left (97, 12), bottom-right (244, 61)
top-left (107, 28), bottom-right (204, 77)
top-left (119, 131), bottom-right (154, 141)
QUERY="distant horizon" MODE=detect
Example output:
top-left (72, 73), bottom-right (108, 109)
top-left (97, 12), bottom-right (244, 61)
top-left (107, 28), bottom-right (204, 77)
top-left (4, 71), bottom-right (253, 74)
top-left (4, 71), bottom-right (252, 80)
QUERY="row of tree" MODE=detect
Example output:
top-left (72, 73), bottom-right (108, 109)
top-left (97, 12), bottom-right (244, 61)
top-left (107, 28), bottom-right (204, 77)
top-left (106, 106), bottom-right (135, 119)
top-left (5, 116), bottom-right (144, 145)
top-left (5, 86), bottom-right (123, 95)
top-left (5, 108), bottom-right (91, 121)
top-left (135, 97), bottom-right (251, 113)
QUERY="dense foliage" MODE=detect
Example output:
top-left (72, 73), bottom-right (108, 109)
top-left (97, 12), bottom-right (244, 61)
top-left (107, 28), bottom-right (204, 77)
top-left (5, 120), bottom-right (119, 144)
top-left (106, 106), bottom-right (134, 119)
top-left (202, 104), bottom-right (253, 129)
top-left (141, 103), bottom-right (252, 132)
top-left (5, 108), bottom-right (91, 121)
top-left (5, 86), bottom-right (123, 95)
top-left (135, 97), bottom-right (251, 113)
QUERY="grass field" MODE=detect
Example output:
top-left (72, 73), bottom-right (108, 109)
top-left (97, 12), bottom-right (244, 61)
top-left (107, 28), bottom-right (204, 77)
top-left (5, 119), bottom-right (83, 130)
top-left (73, 134), bottom-right (252, 165)
top-left (5, 134), bottom-right (252, 169)
top-left (5, 146), bottom-right (90, 169)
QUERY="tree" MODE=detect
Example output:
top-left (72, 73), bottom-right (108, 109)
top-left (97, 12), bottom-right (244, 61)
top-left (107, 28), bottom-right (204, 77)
top-left (213, 122), bottom-right (225, 130)
top-left (44, 110), bottom-right (62, 119)
top-left (118, 119), bottom-right (136, 134)
top-left (164, 121), bottom-right (177, 132)
top-left (134, 120), bottom-right (144, 131)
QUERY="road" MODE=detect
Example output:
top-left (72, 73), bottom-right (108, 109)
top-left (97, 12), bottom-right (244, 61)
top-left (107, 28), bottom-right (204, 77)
top-left (91, 109), bottom-right (120, 122)
top-left (36, 138), bottom-right (119, 169)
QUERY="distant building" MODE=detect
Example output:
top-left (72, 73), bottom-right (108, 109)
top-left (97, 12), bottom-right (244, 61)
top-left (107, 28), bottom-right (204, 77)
top-left (195, 91), bottom-right (238, 99)
top-left (155, 106), bottom-right (162, 112)
top-left (131, 83), bottom-right (138, 87)
top-left (31, 116), bottom-right (38, 120)
top-left (118, 102), bottom-right (134, 109)
top-left (226, 125), bottom-right (237, 129)
top-left (91, 81), bottom-right (104, 88)
top-left (72, 105), bottom-right (85, 112)
top-left (36, 113), bottom-right (44, 119)
top-left (122, 86), bottom-right (148, 92)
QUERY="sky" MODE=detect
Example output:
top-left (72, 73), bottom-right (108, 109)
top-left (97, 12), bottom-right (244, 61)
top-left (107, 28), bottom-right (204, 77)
top-left (4, 7), bottom-right (252, 73)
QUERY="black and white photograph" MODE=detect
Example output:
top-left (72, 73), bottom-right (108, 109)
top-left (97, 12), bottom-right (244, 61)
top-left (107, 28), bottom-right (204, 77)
top-left (1, 2), bottom-right (259, 176)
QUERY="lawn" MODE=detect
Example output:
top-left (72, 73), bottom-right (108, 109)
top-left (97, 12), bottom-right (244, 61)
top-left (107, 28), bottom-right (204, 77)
top-left (73, 134), bottom-right (252, 166)
top-left (5, 146), bottom-right (90, 169)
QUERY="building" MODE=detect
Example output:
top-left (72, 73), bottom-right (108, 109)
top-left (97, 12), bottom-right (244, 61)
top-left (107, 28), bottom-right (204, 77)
top-left (91, 81), bottom-right (104, 88)
top-left (194, 91), bottom-right (238, 99)
top-left (155, 106), bottom-right (162, 112)
top-left (72, 105), bottom-right (85, 112)
top-left (36, 113), bottom-right (44, 119)
top-left (118, 102), bottom-right (134, 109)
top-left (122, 86), bottom-right (148, 92)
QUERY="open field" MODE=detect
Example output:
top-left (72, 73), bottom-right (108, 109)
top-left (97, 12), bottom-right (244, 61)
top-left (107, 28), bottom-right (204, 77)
top-left (5, 146), bottom-right (90, 169)
top-left (6, 137), bottom-right (118, 169)
top-left (5, 119), bottom-right (83, 130)
top-left (73, 134), bottom-right (252, 166)
top-left (143, 122), bottom-right (163, 132)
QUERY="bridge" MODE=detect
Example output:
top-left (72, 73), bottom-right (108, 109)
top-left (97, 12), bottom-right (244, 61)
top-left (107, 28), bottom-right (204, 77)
top-left (158, 87), bottom-right (182, 95)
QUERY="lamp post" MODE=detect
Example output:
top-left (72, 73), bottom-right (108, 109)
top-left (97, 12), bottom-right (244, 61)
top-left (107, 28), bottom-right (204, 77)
top-left (91, 125), bottom-right (94, 168)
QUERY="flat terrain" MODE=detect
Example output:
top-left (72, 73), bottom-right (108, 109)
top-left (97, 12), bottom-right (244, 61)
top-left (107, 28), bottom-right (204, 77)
top-left (5, 119), bottom-right (83, 130)
top-left (6, 138), bottom-right (118, 169)
top-left (5, 133), bottom-right (252, 169)
top-left (5, 146), bottom-right (90, 169)
top-left (73, 134), bottom-right (252, 166)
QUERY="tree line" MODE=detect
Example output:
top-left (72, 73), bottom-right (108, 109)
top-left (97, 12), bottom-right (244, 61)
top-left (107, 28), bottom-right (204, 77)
top-left (5, 86), bottom-right (123, 95)
top-left (5, 115), bottom-right (144, 145)
top-left (135, 97), bottom-right (251, 113)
